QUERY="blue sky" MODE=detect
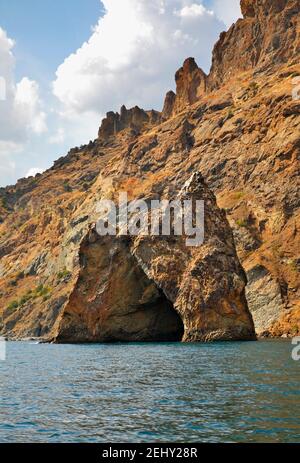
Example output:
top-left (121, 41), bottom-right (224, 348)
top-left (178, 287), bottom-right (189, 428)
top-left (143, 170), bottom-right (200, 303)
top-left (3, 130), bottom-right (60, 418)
top-left (0, 0), bottom-right (241, 187)
top-left (0, 0), bottom-right (103, 79)
top-left (0, 0), bottom-right (220, 84)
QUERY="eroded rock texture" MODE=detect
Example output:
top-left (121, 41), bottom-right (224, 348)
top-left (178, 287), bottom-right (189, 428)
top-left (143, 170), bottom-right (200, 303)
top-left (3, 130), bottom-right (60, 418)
top-left (173, 58), bottom-right (207, 115)
top-left (98, 105), bottom-right (161, 140)
top-left (55, 173), bottom-right (255, 343)
top-left (56, 233), bottom-right (184, 343)
top-left (0, 0), bottom-right (299, 341)
top-left (209, 0), bottom-right (300, 89)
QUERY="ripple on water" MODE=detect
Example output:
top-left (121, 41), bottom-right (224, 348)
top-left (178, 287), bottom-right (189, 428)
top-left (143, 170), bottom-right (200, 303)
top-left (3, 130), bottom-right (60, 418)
top-left (0, 340), bottom-right (299, 443)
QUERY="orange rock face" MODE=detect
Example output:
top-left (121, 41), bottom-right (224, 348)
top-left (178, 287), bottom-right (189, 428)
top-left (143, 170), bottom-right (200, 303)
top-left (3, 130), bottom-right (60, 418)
top-left (98, 105), bottom-right (161, 140)
top-left (209, 0), bottom-right (300, 89)
top-left (0, 0), bottom-right (299, 341)
top-left (162, 90), bottom-right (176, 119)
top-left (163, 58), bottom-right (207, 117)
top-left (55, 173), bottom-right (255, 343)
top-left (173, 58), bottom-right (207, 114)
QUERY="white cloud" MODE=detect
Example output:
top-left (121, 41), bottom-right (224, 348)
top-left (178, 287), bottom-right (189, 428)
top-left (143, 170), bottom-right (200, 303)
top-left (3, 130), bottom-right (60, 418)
top-left (0, 1), bottom-right (242, 187)
top-left (0, 76), bottom-right (6, 101)
top-left (53, 0), bottom-right (227, 124)
top-left (49, 127), bottom-right (65, 144)
top-left (0, 140), bottom-right (22, 156)
top-left (211, 0), bottom-right (241, 29)
top-left (0, 29), bottom-right (47, 142)
top-left (176, 4), bottom-right (213, 18)
top-left (15, 78), bottom-right (47, 134)
top-left (25, 167), bottom-right (44, 178)
top-left (0, 149), bottom-right (17, 175)
top-left (0, 27), bottom-right (47, 184)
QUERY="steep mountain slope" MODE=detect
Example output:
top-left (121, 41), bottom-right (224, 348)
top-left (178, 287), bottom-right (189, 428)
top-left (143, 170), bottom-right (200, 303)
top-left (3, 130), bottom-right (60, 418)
top-left (0, 0), bottom-right (299, 340)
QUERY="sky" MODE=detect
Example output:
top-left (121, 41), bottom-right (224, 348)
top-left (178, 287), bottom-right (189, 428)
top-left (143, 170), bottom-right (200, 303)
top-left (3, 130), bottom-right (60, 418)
top-left (0, 0), bottom-right (241, 187)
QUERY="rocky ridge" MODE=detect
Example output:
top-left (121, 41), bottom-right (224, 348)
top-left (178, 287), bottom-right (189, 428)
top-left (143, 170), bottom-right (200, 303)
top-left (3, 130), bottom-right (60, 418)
top-left (0, 0), bottom-right (299, 341)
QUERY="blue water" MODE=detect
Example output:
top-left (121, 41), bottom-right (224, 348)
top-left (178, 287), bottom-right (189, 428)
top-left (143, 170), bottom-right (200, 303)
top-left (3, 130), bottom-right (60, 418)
top-left (0, 340), bottom-right (299, 443)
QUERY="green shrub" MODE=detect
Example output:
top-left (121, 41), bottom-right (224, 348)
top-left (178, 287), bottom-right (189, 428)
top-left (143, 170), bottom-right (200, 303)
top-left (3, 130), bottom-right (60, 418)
top-left (63, 182), bottom-right (72, 192)
top-left (6, 284), bottom-right (52, 314)
top-left (249, 81), bottom-right (259, 92)
top-left (6, 300), bottom-right (19, 312)
top-left (0, 197), bottom-right (9, 210)
top-left (19, 294), bottom-right (32, 306)
top-left (226, 108), bottom-right (234, 119)
top-left (34, 284), bottom-right (51, 297)
top-left (290, 325), bottom-right (299, 336)
top-left (35, 284), bottom-right (44, 293)
top-left (236, 219), bottom-right (247, 228)
top-left (39, 287), bottom-right (51, 297)
top-left (234, 191), bottom-right (245, 200)
top-left (288, 260), bottom-right (298, 272)
top-left (57, 268), bottom-right (72, 281)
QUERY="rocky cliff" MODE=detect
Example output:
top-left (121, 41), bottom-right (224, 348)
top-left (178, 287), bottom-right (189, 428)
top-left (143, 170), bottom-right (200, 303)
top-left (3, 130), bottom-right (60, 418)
top-left (98, 105), bottom-right (161, 140)
top-left (0, 0), bottom-right (299, 341)
top-left (209, 0), bottom-right (300, 89)
top-left (55, 172), bottom-right (254, 343)
top-left (162, 58), bottom-right (207, 117)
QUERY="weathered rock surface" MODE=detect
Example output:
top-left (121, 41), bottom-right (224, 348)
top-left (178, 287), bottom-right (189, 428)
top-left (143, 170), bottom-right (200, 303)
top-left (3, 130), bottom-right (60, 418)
top-left (245, 265), bottom-right (285, 332)
top-left (0, 0), bottom-right (299, 341)
top-left (56, 233), bottom-right (185, 343)
top-left (162, 91), bottom-right (176, 119)
top-left (98, 105), bottom-right (161, 140)
top-left (163, 58), bottom-right (207, 117)
top-left (173, 58), bottom-right (207, 114)
top-left (209, 0), bottom-right (300, 89)
top-left (55, 172), bottom-right (255, 343)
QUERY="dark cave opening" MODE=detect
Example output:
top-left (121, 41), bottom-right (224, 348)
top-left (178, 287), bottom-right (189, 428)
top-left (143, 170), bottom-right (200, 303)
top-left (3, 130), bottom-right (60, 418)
top-left (56, 235), bottom-right (186, 343)
top-left (145, 290), bottom-right (184, 342)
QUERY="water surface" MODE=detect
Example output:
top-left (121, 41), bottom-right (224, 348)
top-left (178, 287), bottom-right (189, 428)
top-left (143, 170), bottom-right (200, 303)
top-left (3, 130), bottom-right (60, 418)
top-left (0, 340), bottom-right (299, 443)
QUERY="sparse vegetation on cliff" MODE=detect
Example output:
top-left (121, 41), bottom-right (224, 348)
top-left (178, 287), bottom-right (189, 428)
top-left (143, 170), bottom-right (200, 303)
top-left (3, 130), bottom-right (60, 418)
top-left (0, 0), bottom-right (299, 340)
top-left (5, 284), bottom-right (52, 314)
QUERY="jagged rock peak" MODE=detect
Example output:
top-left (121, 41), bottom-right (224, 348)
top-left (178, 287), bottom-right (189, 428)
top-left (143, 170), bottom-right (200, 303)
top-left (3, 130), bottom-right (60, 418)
top-left (162, 58), bottom-right (207, 119)
top-left (240, 0), bottom-right (256, 17)
top-left (241, 0), bottom-right (289, 18)
top-left (98, 105), bottom-right (161, 140)
top-left (162, 1), bottom-right (300, 115)
top-left (175, 58), bottom-right (207, 111)
top-left (162, 91), bottom-right (176, 119)
top-left (208, 0), bottom-right (300, 89)
top-left (54, 171), bottom-right (256, 343)
top-left (177, 57), bottom-right (199, 74)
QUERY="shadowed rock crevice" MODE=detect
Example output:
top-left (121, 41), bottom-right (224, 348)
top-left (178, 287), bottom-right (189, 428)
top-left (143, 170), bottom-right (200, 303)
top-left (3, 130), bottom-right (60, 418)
top-left (55, 172), bottom-right (255, 344)
top-left (101, 291), bottom-right (185, 343)
top-left (1, 0), bottom-right (298, 340)
top-left (55, 233), bottom-right (184, 343)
